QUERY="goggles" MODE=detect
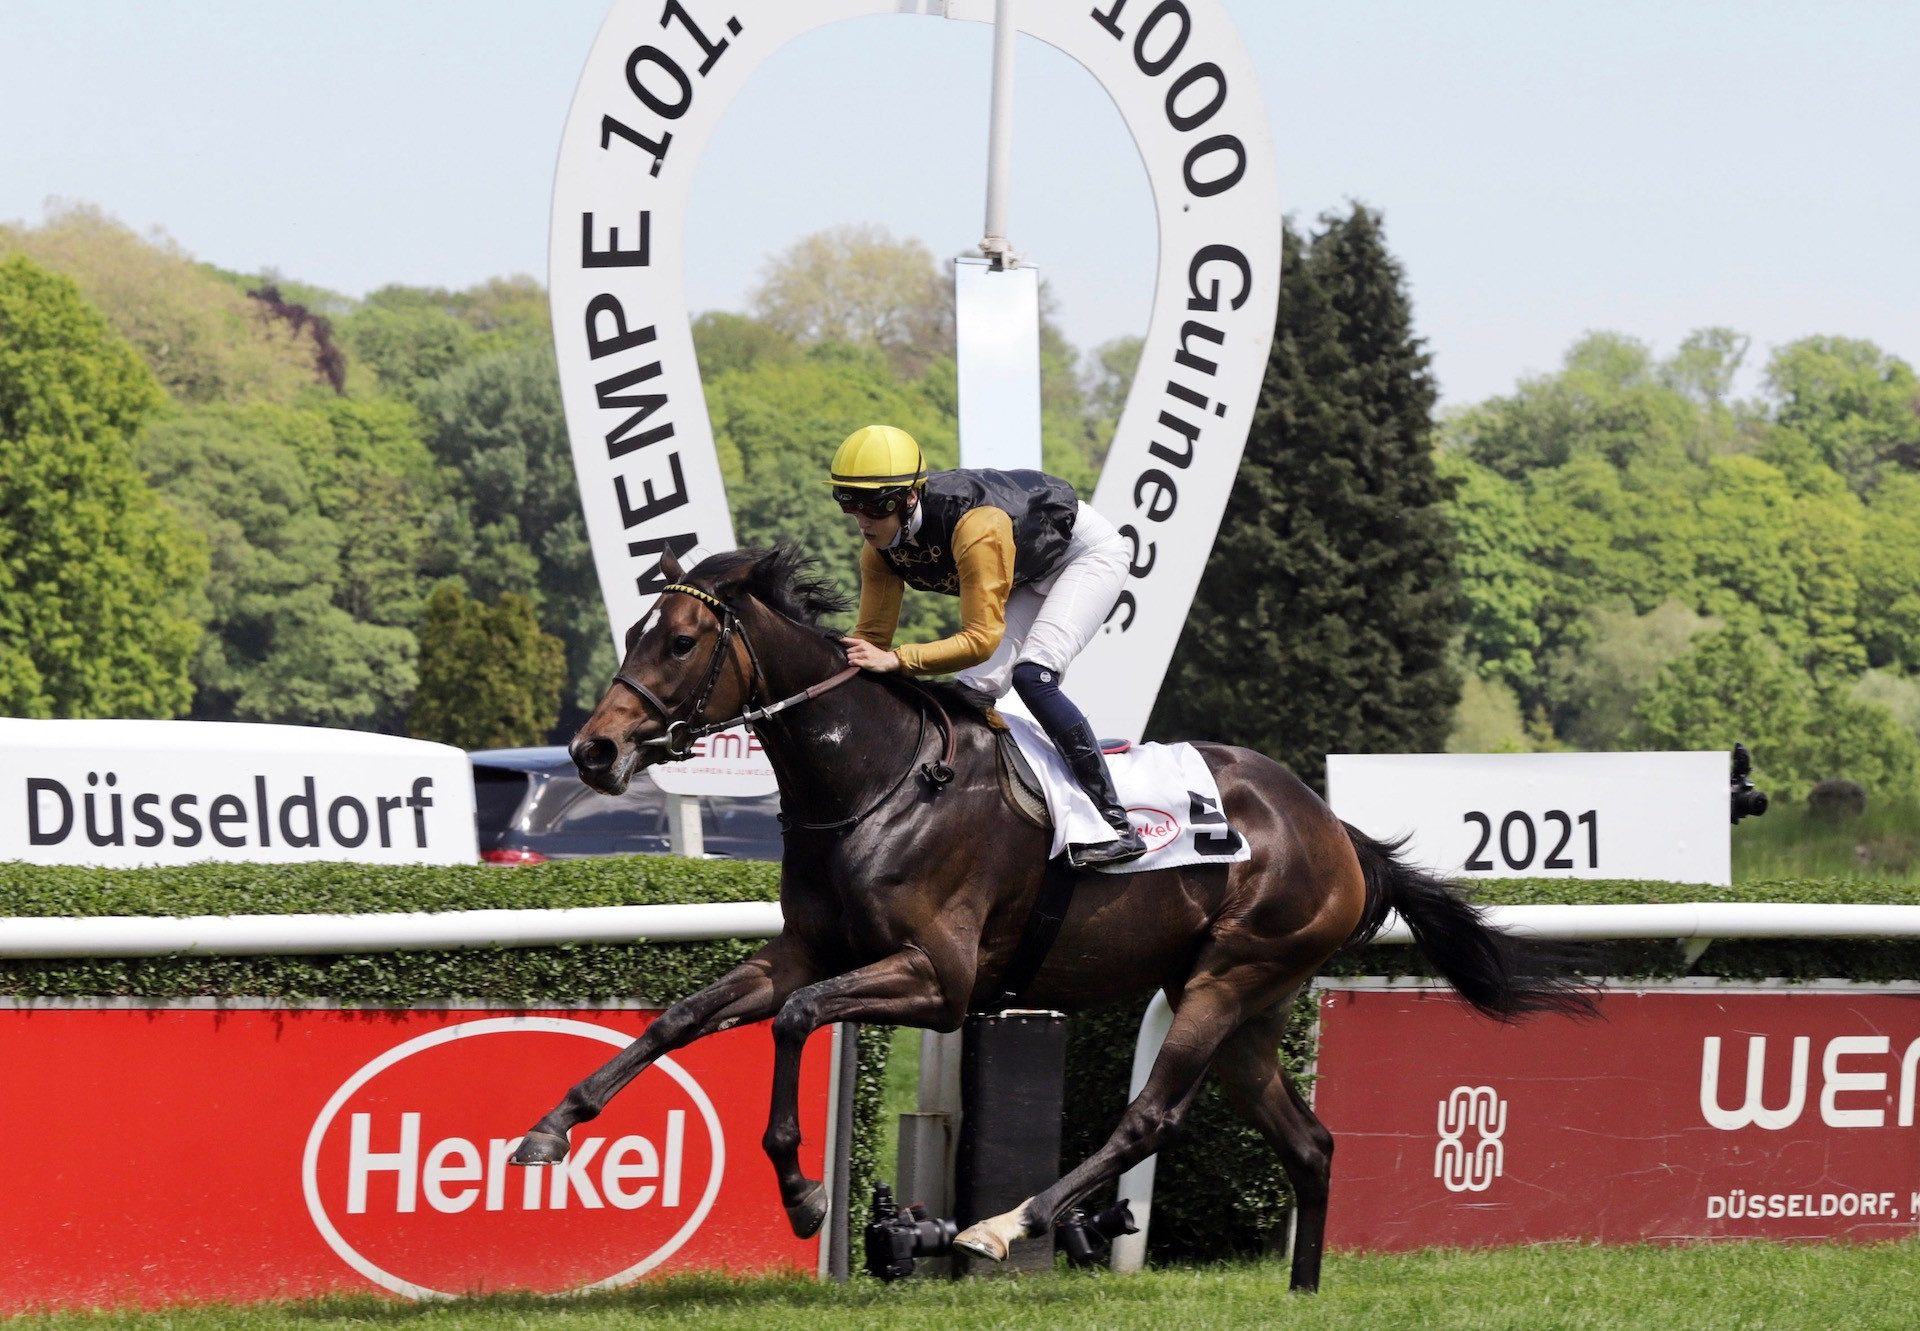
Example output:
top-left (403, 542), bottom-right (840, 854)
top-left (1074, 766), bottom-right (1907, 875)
top-left (833, 486), bottom-right (911, 519)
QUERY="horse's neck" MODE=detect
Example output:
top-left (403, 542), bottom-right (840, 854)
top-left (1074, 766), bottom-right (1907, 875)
top-left (744, 605), bottom-right (924, 822)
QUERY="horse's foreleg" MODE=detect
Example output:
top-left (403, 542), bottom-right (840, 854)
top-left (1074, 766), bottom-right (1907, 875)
top-left (763, 946), bottom-right (959, 1238)
top-left (512, 934), bottom-right (815, 1166)
top-left (952, 973), bottom-right (1255, 1263)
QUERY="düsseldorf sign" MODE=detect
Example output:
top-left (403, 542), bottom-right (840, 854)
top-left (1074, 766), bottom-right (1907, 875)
top-left (0, 718), bottom-right (478, 867)
top-left (551, 0), bottom-right (1281, 792)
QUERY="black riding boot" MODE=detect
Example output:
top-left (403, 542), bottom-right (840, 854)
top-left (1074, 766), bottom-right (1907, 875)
top-left (1008, 660), bottom-right (1148, 868)
top-left (1054, 720), bottom-right (1149, 869)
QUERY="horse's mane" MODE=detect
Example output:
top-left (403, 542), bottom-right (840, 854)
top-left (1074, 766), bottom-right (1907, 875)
top-left (690, 543), bottom-right (999, 727)
top-left (689, 544), bottom-right (851, 630)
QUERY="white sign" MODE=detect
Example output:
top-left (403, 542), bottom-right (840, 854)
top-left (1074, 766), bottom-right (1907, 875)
top-left (0, 718), bottom-right (479, 867)
top-left (1326, 751), bottom-right (1730, 887)
top-left (955, 257), bottom-right (1043, 474)
top-left (550, 0), bottom-right (1281, 792)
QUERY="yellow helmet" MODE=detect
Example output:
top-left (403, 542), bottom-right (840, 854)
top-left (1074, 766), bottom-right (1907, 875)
top-left (828, 425), bottom-right (926, 491)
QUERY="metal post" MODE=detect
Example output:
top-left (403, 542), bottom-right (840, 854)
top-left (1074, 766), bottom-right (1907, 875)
top-left (980, 0), bottom-right (1017, 268)
top-left (666, 792), bottom-right (704, 857)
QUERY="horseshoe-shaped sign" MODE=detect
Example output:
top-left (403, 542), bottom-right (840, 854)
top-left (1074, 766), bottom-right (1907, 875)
top-left (553, 0), bottom-right (1279, 791)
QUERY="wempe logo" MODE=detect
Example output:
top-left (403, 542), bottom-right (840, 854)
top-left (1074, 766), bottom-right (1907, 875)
top-left (302, 1018), bottom-right (725, 1299)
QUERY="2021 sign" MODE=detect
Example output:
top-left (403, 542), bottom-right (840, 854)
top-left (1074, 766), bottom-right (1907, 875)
top-left (1461, 809), bottom-right (1599, 872)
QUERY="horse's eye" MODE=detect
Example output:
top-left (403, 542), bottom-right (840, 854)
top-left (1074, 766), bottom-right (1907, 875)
top-left (669, 634), bottom-right (697, 658)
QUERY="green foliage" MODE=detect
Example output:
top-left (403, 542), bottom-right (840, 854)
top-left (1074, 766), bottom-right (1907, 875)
top-left (338, 300), bottom-right (477, 401)
top-left (412, 341), bottom-right (611, 716)
top-left (749, 224), bottom-right (952, 380)
top-left (1150, 207), bottom-right (1459, 788)
top-left (691, 310), bottom-right (798, 379)
top-left (1542, 600), bottom-right (1719, 750)
top-left (1858, 474), bottom-right (1920, 672)
top-left (138, 396), bottom-right (452, 730)
top-left (1446, 674), bottom-right (1538, 753)
top-left (1765, 335), bottom-right (1920, 493)
top-left (0, 255), bottom-right (204, 718)
top-left (1437, 452), bottom-right (1547, 690)
top-left (0, 204), bottom-right (321, 404)
top-left (411, 580), bottom-right (566, 749)
top-left (1635, 623), bottom-right (1920, 803)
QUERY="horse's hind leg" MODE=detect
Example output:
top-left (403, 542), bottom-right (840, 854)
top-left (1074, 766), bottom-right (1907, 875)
top-left (1213, 997), bottom-right (1333, 1293)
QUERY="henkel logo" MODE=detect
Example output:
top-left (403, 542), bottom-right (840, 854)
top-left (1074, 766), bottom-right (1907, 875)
top-left (302, 1017), bottom-right (725, 1299)
top-left (1435, 1086), bottom-right (1506, 1192)
top-left (1700, 1034), bottom-right (1920, 1131)
top-left (1127, 806), bottom-right (1182, 852)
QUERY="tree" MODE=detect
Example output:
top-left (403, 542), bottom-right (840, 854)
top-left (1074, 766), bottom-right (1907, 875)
top-left (0, 203), bottom-right (320, 404)
top-left (0, 255), bottom-right (204, 717)
top-left (1149, 207), bottom-right (1459, 788)
top-left (411, 581), bottom-right (566, 750)
top-left (138, 396), bottom-right (452, 730)
top-left (1765, 336), bottom-right (1920, 493)
top-left (1635, 623), bottom-right (1920, 804)
top-left (750, 224), bottom-right (952, 379)
top-left (1858, 474), bottom-right (1920, 672)
top-left (1541, 600), bottom-right (1719, 750)
top-left (1437, 453), bottom-right (1548, 691)
top-left (339, 301), bottom-right (476, 401)
top-left (413, 342), bottom-right (610, 719)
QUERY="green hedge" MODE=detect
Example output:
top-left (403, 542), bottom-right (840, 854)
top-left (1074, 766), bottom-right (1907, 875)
top-left (3, 862), bottom-right (1914, 1269)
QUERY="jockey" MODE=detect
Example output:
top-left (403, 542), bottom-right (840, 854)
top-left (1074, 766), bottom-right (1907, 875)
top-left (830, 424), bottom-right (1147, 868)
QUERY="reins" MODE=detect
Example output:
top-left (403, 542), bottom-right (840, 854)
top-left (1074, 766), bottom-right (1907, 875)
top-left (608, 581), bottom-right (957, 833)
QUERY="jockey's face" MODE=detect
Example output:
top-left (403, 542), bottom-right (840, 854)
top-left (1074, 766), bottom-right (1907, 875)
top-left (849, 489), bottom-right (916, 550)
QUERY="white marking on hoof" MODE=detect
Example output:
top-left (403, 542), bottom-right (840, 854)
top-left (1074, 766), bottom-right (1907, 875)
top-left (953, 1201), bottom-right (1032, 1262)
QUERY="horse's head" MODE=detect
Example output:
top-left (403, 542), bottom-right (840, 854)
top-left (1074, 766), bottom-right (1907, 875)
top-left (569, 545), bottom-right (849, 794)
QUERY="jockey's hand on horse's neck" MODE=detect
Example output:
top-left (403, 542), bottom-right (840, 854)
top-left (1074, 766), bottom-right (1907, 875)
top-left (841, 637), bottom-right (900, 673)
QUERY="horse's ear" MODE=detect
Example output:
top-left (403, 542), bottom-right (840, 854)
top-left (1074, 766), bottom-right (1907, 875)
top-left (658, 548), bottom-right (686, 583)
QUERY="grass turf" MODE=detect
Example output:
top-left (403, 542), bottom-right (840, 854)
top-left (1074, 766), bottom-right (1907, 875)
top-left (12, 1241), bottom-right (1919, 1331)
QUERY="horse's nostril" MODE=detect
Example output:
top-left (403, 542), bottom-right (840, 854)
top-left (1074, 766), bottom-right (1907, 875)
top-left (574, 736), bottom-right (617, 772)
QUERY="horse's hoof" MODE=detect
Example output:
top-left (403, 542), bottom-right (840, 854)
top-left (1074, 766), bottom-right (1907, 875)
top-left (510, 1130), bottom-right (569, 1165)
top-left (785, 1181), bottom-right (829, 1239)
top-left (952, 1223), bottom-right (1009, 1263)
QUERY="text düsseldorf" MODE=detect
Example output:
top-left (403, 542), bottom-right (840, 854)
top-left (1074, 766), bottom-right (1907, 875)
top-left (25, 771), bottom-right (440, 851)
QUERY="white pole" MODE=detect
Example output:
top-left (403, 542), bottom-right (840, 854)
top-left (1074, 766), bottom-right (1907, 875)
top-left (667, 792), bottom-right (705, 858)
top-left (980, 0), bottom-right (1017, 268)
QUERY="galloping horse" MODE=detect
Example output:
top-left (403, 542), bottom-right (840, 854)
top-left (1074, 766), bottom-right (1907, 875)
top-left (510, 545), bottom-right (1593, 1290)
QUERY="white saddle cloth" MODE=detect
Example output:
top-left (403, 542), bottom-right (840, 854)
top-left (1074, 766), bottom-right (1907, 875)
top-left (1002, 714), bottom-right (1253, 874)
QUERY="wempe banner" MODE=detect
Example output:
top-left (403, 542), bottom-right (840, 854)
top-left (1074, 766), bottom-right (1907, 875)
top-left (0, 718), bottom-right (478, 867)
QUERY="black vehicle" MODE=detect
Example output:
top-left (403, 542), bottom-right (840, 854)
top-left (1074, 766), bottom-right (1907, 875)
top-left (470, 746), bottom-right (784, 864)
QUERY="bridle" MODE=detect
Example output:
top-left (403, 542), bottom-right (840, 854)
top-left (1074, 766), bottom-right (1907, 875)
top-left (608, 581), bottom-right (956, 830)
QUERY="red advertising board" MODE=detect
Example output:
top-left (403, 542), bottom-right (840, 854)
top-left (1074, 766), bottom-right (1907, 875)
top-left (0, 1004), bottom-right (838, 1310)
top-left (1314, 982), bottom-right (1920, 1250)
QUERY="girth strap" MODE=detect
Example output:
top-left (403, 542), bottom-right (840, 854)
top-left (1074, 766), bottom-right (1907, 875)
top-left (983, 855), bottom-right (1081, 1013)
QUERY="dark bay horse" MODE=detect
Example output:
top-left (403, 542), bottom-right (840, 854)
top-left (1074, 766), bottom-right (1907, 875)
top-left (510, 545), bottom-right (1593, 1290)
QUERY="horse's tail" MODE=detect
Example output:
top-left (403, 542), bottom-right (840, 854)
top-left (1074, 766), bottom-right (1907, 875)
top-left (1341, 823), bottom-right (1599, 1022)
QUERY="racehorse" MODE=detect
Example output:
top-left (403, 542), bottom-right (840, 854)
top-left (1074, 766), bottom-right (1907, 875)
top-left (510, 545), bottom-right (1594, 1291)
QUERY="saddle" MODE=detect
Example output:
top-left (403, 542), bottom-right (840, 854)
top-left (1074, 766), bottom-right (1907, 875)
top-left (989, 711), bottom-right (1132, 830)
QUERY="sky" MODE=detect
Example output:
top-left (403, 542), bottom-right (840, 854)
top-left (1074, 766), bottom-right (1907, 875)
top-left (1, 1), bottom-right (1916, 407)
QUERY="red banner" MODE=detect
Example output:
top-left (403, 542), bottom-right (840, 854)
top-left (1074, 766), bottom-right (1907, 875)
top-left (0, 1005), bottom-right (836, 1310)
top-left (1315, 983), bottom-right (1920, 1250)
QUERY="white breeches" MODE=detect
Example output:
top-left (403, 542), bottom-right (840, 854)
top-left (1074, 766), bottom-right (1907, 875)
top-left (957, 503), bottom-right (1130, 699)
